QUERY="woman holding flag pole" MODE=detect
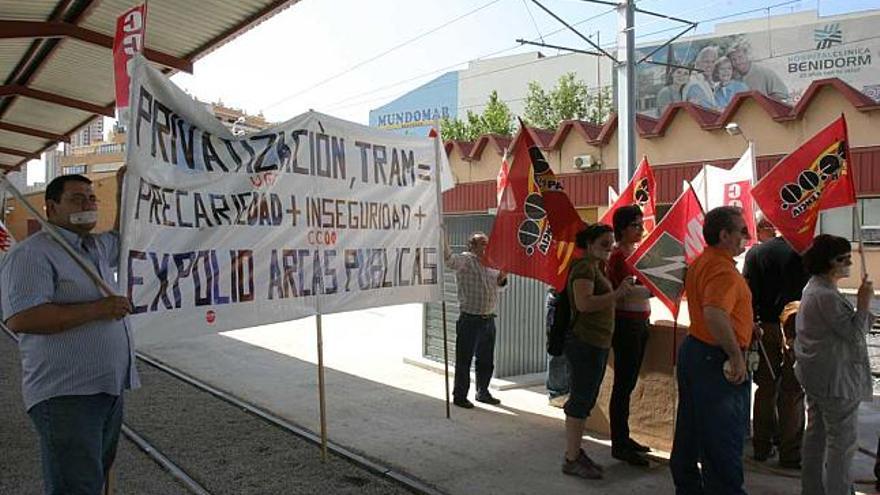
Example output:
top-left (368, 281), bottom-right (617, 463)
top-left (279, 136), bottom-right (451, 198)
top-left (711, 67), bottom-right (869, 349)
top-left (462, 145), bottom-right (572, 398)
top-left (607, 205), bottom-right (653, 467)
top-left (561, 224), bottom-right (633, 480)
top-left (795, 235), bottom-right (874, 495)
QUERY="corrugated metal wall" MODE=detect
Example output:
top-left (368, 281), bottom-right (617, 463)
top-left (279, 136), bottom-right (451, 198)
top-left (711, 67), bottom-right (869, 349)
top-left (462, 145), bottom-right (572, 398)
top-left (424, 214), bottom-right (549, 378)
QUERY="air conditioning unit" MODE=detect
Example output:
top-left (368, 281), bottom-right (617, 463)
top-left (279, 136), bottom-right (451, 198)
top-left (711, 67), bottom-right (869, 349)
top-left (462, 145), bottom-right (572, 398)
top-left (573, 154), bottom-right (599, 171)
top-left (861, 226), bottom-right (880, 245)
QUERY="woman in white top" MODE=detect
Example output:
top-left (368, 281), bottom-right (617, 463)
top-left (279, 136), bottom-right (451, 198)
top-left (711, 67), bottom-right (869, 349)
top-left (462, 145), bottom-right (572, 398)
top-left (796, 234), bottom-right (875, 495)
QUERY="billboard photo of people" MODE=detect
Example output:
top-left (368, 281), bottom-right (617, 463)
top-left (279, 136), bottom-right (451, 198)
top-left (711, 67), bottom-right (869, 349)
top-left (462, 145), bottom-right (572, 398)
top-left (636, 12), bottom-right (879, 117)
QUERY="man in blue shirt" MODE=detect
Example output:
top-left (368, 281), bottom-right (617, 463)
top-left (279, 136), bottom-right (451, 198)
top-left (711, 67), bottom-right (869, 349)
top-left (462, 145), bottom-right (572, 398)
top-left (1, 171), bottom-right (138, 495)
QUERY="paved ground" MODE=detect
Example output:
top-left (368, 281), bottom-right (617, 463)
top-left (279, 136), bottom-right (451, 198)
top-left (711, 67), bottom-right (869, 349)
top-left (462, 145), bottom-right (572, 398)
top-left (135, 303), bottom-right (880, 495)
top-left (6, 302), bottom-right (879, 494)
top-left (1, 334), bottom-right (414, 494)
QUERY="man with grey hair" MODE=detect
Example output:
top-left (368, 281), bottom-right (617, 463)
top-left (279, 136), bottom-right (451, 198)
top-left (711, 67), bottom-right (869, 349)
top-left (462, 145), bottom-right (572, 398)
top-left (683, 45), bottom-right (720, 109)
top-left (671, 206), bottom-right (754, 494)
top-left (445, 231), bottom-right (508, 409)
top-left (729, 41), bottom-right (789, 102)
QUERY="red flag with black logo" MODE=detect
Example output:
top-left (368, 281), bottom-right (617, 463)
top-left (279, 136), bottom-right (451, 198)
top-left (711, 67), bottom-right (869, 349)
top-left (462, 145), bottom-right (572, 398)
top-left (751, 115), bottom-right (855, 253)
top-left (0, 219), bottom-right (15, 258)
top-left (626, 186), bottom-right (705, 317)
top-left (485, 129), bottom-right (584, 290)
top-left (600, 156), bottom-right (656, 232)
top-left (113, 4), bottom-right (147, 115)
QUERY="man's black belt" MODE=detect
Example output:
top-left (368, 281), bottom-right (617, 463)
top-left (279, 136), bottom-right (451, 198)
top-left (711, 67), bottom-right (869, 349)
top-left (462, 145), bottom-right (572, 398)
top-left (461, 312), bottom-right (495, 319)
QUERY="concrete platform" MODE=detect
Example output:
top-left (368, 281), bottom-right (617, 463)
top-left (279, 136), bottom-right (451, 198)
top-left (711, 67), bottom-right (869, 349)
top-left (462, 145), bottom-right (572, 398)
top-left (135, 303), bottom-right (880, 495)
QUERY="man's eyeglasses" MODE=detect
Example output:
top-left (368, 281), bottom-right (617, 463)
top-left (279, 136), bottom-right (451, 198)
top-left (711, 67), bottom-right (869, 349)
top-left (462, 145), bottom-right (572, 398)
top-left (728, 226), bottom-right (750, 237)
top-left (62, 193), bottom-right (99, 206)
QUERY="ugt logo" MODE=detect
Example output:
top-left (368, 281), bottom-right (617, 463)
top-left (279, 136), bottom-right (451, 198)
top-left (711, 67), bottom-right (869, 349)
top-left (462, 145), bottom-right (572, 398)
top-left (779, 141), bottom-right (846, 218)
top-left (814, 23), bottom-right (843, 50)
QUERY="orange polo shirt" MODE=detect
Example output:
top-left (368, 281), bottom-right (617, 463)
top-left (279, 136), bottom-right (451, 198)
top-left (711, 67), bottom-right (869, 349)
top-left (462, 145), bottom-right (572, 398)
top-left (685, 246), bottom-right (754, 348)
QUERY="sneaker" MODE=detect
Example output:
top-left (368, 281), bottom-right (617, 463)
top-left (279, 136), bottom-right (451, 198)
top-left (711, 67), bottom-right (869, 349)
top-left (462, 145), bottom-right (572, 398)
top-left (453, 398), bottom-right (474, 409)
top-left (577, 448), bottom-right (604, 473)
top-left (753, 446), bottom-right (777, 462)
top-left (548, 394), bottom-right (568, 408)
top-left (475, 394), bottom-right (501, 405)
top-left (562, 451), bottom-right (603, 480)
top-left (627, 438), bottom-right (650, 453)
top-left (612, 447), bottom-right (649, 467)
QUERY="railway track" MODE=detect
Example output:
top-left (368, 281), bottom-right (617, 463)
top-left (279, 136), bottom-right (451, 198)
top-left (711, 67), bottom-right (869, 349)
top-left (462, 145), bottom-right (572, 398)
top-left (1, 328), bottom-right (441, 495)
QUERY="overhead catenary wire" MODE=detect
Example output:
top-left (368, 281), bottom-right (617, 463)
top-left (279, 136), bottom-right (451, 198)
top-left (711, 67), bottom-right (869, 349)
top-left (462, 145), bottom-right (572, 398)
top-left (281, 5), bottom-right (620, 113)
top-left (521, 0), bottom-right (546, 43)
top-left (291, 0), bottom-right (850, 119)
top-left (260, 0), bottom-right (505, 112)
top-left (334, 23), bottom-right (880, 119)
top-left (319, 0), bottom-right (799, 114)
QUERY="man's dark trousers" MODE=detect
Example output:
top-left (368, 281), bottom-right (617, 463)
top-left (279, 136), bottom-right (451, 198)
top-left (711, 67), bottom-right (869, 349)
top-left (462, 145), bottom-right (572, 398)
top-left (671, 336), bottom-right (749, 495)
top-left (453, 313), bottom-right (496, 400)
top-left (753, 322), bottom-right (805, 464)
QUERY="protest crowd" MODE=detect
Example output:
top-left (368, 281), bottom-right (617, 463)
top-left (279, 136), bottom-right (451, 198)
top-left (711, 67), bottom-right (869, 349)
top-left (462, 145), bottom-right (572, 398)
top-left (1, 4), bottom-right (878, 495)
top-left (444, 114), bottom-right (877, 495)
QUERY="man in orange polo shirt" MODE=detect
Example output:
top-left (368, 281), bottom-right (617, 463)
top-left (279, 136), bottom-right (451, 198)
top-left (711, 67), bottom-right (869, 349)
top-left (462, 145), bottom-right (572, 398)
top-left (670, 206), bottom-right (753, 495)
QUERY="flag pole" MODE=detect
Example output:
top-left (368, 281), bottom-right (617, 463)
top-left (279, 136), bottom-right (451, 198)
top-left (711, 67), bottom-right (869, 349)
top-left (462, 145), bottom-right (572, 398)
top-left (0, 175), bottom-right (115, 296)
top-left (854, 204), bottom-right (868, 279)
top-left (701, 163), bottom-right (709, 210)
top-left (315, 313), bottom-right (329, 461)
top-left (433, 118), bottom-right (451, 419)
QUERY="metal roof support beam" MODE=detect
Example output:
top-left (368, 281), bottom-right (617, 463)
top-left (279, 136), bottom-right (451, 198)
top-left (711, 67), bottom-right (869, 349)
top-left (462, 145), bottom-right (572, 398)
top-left (0, 146), bottom-right (39, 160)
top-left (0, 121), bottom-right (69, 142)
top-left (9, 104), bottom-right (112, 172)
top-left (0, 21), bottom-right (194, 73)
top-left (0, 85), bottom-right (114, 117)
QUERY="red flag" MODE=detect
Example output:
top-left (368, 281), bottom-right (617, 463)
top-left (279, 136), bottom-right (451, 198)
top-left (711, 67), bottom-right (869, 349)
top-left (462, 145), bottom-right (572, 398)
top-left (485, 130), bottom-right (584, 290)
top-left (601, 157), bottom-right (657, 232)
top-left (0, 219), bottom-right (15, 256)
top-left (113, 4), bottom-right (148, 114)
top-left (626, 187), bottom-right (706, 317)
top-left (751, 115), bottom-right (855, 253)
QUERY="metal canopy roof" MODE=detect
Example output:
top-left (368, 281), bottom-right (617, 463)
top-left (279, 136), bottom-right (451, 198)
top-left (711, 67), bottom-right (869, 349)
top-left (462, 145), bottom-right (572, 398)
top-left (0, 0), bottom-right (299, 170)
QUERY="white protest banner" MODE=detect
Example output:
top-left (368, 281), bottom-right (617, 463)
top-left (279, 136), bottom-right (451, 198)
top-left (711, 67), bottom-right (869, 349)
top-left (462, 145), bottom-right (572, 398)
top-left (688, 145), bottom-right (757, 245)
top-left (120, 56), bottom-right (442, 338)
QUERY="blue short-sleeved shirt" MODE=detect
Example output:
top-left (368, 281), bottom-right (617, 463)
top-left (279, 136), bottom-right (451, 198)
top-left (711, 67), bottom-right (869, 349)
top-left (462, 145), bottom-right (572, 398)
top-left (0, 227), bottom-right (140, 411)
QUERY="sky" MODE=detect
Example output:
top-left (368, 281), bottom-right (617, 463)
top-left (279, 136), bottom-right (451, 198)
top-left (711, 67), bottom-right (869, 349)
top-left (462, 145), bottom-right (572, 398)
top-left (25, 0), bottom-right (880, 184)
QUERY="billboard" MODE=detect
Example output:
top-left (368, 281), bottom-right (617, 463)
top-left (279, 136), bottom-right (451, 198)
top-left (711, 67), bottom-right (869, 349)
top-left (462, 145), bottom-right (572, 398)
top-left (635, 13), bottom-right (880, 117)
top-left (369, 72), bottom-right (458, 137)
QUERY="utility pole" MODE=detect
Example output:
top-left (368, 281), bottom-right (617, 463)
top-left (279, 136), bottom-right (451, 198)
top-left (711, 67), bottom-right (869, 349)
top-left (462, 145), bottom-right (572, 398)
top-left (617, 0), bottom-right (636, 192)
top-left (521, 0), bottom-right (692, 192)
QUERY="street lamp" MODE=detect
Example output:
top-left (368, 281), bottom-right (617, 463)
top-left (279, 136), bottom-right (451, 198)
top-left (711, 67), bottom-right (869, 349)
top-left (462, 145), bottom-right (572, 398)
top-left (725, 121), bottom-right (755, 174)
top-left (724, 122), bottom-right (749, 144)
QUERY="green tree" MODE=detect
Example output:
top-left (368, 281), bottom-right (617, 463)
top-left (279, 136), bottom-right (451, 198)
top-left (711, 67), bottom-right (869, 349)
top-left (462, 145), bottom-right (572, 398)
top-left (524, 73), bottom-right (612, 128)
top-left (439, 90), bottom-right (514, 141)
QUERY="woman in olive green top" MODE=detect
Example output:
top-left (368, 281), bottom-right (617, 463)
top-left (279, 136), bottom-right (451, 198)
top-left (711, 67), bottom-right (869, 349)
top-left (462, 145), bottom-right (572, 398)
top-left (562, 224), bottom-right (634, 480)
